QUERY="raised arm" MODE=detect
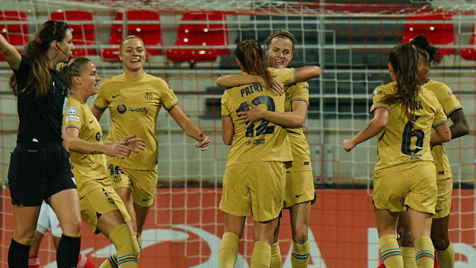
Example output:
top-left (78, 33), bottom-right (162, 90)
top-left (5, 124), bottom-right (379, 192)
top-left (216, 65), bottom-right (322, 94)
top-left (294, 66), bottom-right (322, 83)
top-left (0, 34), bottom-right (21, 70)
top-left (343, 107), bottom-right (388, 152)
top-left (236, 100), bottom-right (307, 128)
top-left (168, 104), bottom-right (210, 151)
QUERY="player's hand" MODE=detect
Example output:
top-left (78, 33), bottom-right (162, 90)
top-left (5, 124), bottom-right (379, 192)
top-left (342, 139), bottom-right (356, 152)
top-left (105, 142), bottom-right (130, 159)
top-left (121, 134), bottom-right (146, 153)
top-left (256, 73), bottom-right (284, 95)
top-left (236, 102), bottom-right (264, 128)
top-left (196, 132), bottom-right (210, 151)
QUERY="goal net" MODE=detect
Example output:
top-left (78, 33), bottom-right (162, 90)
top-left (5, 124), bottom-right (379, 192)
top-left (0, 0), bottom-right (474, 267)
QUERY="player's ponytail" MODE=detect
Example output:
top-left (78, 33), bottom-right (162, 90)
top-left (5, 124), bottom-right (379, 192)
top-left (59, 57), bottom-right (92, 90)
top-left (411, 34), bottom-right (439, 63)
top-left (381, 43), bottom-right (420, 122)
top-left (235, 39), bottom-right (273, 88)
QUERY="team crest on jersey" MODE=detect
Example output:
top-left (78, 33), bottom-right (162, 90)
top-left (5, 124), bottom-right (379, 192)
top-left (95, 132), bottom-right (101, 142)
top-left (373, 90), bottom-right (382, 96)
top-left (102, 188), bottom-right (115, 205)
top-left (66, 106), bottom-right (78, 115)
top-left (144, 92), bottom-right (153, 100)
top-left (117, 104), bottom-right (127, 114)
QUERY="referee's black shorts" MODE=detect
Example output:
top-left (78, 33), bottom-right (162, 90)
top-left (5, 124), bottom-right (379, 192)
top-left (8, 142), bottom-right (76, 206)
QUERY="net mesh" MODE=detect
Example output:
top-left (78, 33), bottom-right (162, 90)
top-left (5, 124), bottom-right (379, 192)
top-left (0, 0), bottom-right (475, 267)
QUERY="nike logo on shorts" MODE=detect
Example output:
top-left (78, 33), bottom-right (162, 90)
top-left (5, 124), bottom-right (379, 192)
top-left (295, 193), bottom-right (304, 198)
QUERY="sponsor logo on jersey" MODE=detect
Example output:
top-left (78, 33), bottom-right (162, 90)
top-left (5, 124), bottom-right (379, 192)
top-left (144, 92), bottom-right (153, 100)
top-left (65, 115), bottom-right (79, 122)
top-left (116, 104), bottom-right (149, 114)
top-left (246, 138), bottom-right (265, 146)
top-left (128, 107), bottom-right (149, 113)
top-left (117, 104), bottom-right (127, 114)
top-left (373, 90), bottom-right (382, 96)
top-left (66, 106), bottom-right (78, 115)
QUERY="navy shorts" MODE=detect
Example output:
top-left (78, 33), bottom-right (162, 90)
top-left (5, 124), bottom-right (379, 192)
top-left (8, 142), bottom-right (76, 206)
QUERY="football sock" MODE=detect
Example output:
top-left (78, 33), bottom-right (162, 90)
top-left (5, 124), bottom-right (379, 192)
top-left (436, 242), bottom-right (454, 268)
top-left (218, 232), bottom-right (240, 268)
top-left (28, 256), bottom-right (40, 268)
top-left (401, 247), bottom-right (417, 268)
top-left (414, 236), bottom-right (435, 268)
top-left (291, 240), bottom-right (310, 268)
top-left (379, 235), bottom-right (403, 268)
top-left (57, 235), bottom-right (80, 268)
top-left (269, 242), bottom-right (282, 268)
top-left (9, 239), bottom-right (30, 268)
top-left (250, 241), bottom-right (271, 268)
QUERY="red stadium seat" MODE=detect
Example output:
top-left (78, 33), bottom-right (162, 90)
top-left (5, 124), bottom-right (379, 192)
top-left (402, 13), bottom-right (455, 59)
top-left (100, 10), bottom-right (162, 62)
top-left (49, 11), bottom-right (96, 57)
top-left (0, 11), bottom-right (28, 61)
top-left (166, 11), bottom-right (229, 64)
top-left (460, 25), bottom-right (476, 60)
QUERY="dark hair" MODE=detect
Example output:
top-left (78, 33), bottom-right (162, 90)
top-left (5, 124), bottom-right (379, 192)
top-left (265, 29), bottom-right (298, 55)
top-left (10, 20), bottom-right (70, 98)
top-left (381, 43), bottom-right (421, 122)
top-left (58, 57), bottom-right (92, 89)
top-left (119, 35), bottom-right (150, 62)
top-left (411, 34), bottom-right (439, 63)
top-left (235, 39), bottom-right (273, 88)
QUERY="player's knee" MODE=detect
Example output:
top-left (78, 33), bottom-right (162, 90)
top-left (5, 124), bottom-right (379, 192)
top-left (14, 230), bottom-right (36, 245)
top-left (399, 230), bottom-right (414, 247)
top-left (292, 229), bottom-right (308, 244)
top-left (431, 233), bottom-right (450, 250)
top-left (62, 218), bottom-right (82, 237)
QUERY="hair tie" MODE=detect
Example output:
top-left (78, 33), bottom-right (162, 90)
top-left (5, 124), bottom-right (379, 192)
top-left (416, 47), bottom-right (430, 62)
top-left (34, 33), bottom-right (42, 44)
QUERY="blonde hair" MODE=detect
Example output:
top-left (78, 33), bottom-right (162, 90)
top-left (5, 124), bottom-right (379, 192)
top-left (58, 57), bottom-right (92, 89)
top-left (119, 35), bottom-right (150, 62)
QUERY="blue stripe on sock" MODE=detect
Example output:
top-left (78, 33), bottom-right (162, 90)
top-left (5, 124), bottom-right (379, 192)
top-left (415, 250), bottom-right (434, 260)
top-left (117, 254), bottom-right (137, 264)
top-left (381, 248), bottom-right (402, 260)
top-left (108, 255), bottom-right (119, 268)
top-left (291, 252), bottom-right (310, 259)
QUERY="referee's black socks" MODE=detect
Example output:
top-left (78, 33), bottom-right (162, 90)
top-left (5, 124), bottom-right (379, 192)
top-left (8, 238), bottom-right (30, 267)
top-left (57, 234), bottom-right (81, 268)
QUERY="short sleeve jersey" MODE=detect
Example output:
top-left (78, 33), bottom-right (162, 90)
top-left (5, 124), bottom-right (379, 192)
top-left (284, 82), bottom-right (312, 171)
top-left (63, 95), bottom-right (109, 197)
top-left (93, 73), bottom-right (179, 170)
top-left (221, 68), bottom-right (295, 167)
top-left (424, 80), bottom-right (462, 180)
top-left (370, 81), bottom-right (448, 171)
top-left (14, 56), bottom-right (69, 143)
